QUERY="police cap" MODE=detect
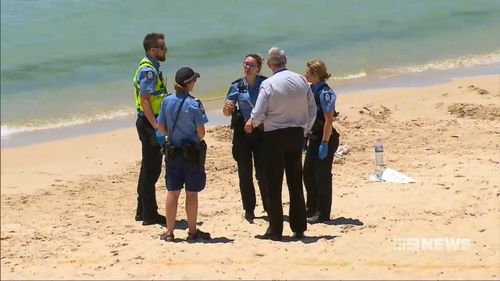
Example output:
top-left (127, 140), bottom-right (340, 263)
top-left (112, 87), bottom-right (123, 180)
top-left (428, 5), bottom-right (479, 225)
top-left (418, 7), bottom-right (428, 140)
top-left (175, 67), bottom-right (200, 86)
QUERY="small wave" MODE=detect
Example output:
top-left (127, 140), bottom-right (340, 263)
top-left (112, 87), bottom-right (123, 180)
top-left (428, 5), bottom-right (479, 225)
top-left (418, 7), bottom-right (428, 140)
top-left (1, 108), bottom-right (134, 137)
top-left (377, 50), bottom-right (500, 78)
top-left (336, 72), bottom-right (368, 80)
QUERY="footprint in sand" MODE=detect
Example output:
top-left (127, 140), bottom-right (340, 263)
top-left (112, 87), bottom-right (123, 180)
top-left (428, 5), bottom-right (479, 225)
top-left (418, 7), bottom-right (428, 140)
top-left (467, 84), bottom-right (490, 95)
top-left (359, 105), bottom-right (392, 120)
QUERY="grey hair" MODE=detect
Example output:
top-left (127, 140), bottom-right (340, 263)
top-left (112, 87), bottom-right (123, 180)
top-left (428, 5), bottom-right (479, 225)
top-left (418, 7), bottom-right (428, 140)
top-left (267, 47), bottom-right (287, 67)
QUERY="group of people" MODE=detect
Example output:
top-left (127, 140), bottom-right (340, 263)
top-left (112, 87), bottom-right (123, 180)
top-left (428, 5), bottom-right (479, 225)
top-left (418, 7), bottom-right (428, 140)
top-left (133, 33), bottom-right (340, 242)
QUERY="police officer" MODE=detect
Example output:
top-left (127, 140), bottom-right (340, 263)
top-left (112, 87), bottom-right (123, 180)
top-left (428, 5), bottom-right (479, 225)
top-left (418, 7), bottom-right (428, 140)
top-left (157, 67), bottom-right (211, 242)
top-left (222, 54), bottom-right (269, 222)
top-left (132, 33), bottom-right (168, 226)
top-left (303, 59), bottom-right (340, 224)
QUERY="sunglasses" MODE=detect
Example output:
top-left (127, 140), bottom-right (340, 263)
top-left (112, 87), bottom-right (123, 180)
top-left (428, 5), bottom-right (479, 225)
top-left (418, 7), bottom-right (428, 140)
top-left (152, 45), bottom-right (167, 51)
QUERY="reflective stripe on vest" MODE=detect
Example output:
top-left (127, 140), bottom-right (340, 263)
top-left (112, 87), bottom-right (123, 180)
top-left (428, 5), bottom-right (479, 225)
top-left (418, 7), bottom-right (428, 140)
top-left (133, 57), bottom-right (168, 115)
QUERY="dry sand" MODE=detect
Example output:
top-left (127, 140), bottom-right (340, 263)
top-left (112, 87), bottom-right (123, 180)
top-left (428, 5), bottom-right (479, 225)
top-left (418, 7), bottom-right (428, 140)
top-left (1, 74), bottom-right (499, 280)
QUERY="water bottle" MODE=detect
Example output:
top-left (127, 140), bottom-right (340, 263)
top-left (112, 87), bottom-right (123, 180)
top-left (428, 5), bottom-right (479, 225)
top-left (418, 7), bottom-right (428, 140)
top-left (374, 138), bottom-right (384, 179)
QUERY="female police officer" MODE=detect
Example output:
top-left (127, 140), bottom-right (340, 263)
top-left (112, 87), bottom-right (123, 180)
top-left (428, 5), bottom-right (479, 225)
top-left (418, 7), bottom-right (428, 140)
top-left (303, 59), bottom-right (340, 224)
top-left (157, 67), bottom-right (210, 242)
top-left (222, 54), bottom-right (269, 222)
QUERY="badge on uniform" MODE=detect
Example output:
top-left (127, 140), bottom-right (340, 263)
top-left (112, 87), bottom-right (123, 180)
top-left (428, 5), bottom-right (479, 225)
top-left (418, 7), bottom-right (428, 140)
top-left (324, 92), bottom-right (331, 102)
top-left (147, 71), bottom-right (153, 79)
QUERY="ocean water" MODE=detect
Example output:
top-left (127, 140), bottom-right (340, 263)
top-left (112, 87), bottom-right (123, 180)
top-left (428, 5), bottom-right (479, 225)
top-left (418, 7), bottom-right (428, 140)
top-left (1, 0), bottom-right (500, 142)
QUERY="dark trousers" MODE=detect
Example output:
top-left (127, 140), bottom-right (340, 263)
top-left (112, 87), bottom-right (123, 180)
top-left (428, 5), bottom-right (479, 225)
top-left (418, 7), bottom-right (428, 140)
top-left (232, 127), bottom-right (269, 213)
top-left (303, 128), bottom-right (339, 220)
top-left (262, 127), bottom-right (307, 237)
top-left (135, 115), bottom-right (163, 220)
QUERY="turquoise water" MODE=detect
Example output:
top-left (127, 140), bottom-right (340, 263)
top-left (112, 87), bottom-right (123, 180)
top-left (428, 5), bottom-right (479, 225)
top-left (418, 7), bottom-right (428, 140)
top-left (1, 0), bottom-right (500, 138)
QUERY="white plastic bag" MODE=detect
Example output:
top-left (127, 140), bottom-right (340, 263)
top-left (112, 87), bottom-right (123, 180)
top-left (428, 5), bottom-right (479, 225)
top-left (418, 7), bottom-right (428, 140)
top-left (381, 168), bottom-right (415, 184)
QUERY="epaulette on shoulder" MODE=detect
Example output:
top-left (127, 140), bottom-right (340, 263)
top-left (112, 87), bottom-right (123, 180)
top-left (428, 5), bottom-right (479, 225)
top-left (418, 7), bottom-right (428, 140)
top-left (322, 83), bottom-right (332, 90)
top-left (189, 94), bottom-right (205, 113)
top-left (231, 78), bottom-right (243, 85)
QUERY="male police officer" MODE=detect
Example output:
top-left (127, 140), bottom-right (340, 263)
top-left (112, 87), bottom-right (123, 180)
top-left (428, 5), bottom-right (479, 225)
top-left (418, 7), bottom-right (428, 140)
top-left (132, 33), bottom-right (168, 225)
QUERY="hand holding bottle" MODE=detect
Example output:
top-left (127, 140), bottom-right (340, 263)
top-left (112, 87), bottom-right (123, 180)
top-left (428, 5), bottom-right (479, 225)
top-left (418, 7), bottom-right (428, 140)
top-left (223, 99), bottom-right (236, 115)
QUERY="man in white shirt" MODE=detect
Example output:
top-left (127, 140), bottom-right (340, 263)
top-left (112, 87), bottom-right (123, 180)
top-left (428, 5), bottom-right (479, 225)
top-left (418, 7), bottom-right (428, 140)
top-left (246, 47), bottom-right (316, 241)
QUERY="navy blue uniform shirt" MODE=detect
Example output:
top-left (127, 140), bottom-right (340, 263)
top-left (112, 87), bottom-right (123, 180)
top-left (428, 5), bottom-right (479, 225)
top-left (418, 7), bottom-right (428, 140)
top-left (312, 80), bottom-right (336, 114)
top-left (226, 75), bottom-right (267, 121)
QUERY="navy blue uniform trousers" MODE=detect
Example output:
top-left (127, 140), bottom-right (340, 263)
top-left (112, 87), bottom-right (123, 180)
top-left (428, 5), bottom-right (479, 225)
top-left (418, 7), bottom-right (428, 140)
top-left (303, 128), bottom-right (339, 220)
top-left (135, 115), bottom-right (163, 220)
top-left (232, 126), bottom-right (269, 214)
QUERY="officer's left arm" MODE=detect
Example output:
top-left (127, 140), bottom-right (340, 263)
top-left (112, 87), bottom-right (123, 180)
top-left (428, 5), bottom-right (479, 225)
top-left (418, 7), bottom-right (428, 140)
top-left (139, 69), bottom-right (160, 129)
top-left (196, 125), bottom-right (206, 140)
top-left (192, 99), bottom-right (209, 140)
top-left (320, 89), bottom-right (337, 142)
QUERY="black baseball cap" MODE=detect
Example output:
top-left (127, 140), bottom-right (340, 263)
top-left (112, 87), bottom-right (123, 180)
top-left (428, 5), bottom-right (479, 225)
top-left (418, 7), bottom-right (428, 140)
top-left (175, 67), bottom-right (200, 86)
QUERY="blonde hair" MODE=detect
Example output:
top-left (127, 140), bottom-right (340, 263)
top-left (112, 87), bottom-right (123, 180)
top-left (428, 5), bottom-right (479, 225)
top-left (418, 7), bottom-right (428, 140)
top-left (306, 59), bottom-right (331, 81)
top-left (174, 83), bottom-right (186, 94)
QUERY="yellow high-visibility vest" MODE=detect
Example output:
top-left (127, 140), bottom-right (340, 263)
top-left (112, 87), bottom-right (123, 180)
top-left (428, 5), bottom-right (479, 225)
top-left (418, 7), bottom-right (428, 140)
top-left (132, 57), bottom-right (168, 115)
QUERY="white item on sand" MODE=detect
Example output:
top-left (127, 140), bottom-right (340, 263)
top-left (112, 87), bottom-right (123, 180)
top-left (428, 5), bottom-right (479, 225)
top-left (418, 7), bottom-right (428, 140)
top-left (335, 145), bottom-right (350, 157)
top-left (381, 167), bottom-right (415, 184)
top-left (333, 145), bottom-right (350, 164)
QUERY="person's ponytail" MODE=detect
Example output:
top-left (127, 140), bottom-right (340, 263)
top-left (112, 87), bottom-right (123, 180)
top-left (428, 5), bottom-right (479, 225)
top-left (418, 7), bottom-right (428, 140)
top-left (174, 83), bottom-right (185, 94)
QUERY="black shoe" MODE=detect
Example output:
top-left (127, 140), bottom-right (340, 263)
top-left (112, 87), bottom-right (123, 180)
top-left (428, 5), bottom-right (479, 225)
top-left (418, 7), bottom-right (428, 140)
top-left (257, 226), bottom-right (282, 241)
top-left (142, 214), bottom-right (166, 226)
top-left (187, 229), bottom-right (211, 242)
top-left (244, 210), bottom-right (255, 222)
top-left (306, 209), bottom-right (317, 218)
top-left (307, 215), bottom-right (327, 224)
top-left (293, 231), bottom-right (305, 239)
top-left (135, 214), bottom-right (143, 221)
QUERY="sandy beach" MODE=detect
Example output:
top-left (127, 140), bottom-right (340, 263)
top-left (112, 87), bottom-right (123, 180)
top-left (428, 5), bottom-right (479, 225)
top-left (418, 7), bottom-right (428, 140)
top-left (1, 74), bottom-right (499, 279)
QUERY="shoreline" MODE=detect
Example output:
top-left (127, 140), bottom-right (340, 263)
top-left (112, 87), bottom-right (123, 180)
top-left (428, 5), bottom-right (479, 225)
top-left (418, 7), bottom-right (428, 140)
top-left (2, 73), bottom-right (498, 194)
top-left (1, 62), bottom-right (499, 149)
top-left (1, 73), bottom-right (499, 279)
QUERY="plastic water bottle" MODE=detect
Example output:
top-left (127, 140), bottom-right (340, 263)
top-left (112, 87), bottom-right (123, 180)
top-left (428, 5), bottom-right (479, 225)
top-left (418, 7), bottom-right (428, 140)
top-left (374, 138), bottom-right (384, 179)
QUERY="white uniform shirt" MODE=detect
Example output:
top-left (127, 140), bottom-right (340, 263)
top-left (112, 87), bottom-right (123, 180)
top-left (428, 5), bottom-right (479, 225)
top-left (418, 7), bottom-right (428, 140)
top-left (251, 69), bottom-right (316, 133)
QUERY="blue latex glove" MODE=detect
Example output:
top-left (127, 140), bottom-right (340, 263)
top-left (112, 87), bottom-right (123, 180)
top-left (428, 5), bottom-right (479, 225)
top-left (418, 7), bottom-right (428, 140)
top-left (155, 130), bottom-right (165, 147)
top-left (318, 142), bottom-right (328, 160)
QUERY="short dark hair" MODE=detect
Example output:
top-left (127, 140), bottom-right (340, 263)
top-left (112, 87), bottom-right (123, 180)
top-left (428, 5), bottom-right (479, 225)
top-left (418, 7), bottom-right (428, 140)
top-left (143, 33), bottom-right (165, 52)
